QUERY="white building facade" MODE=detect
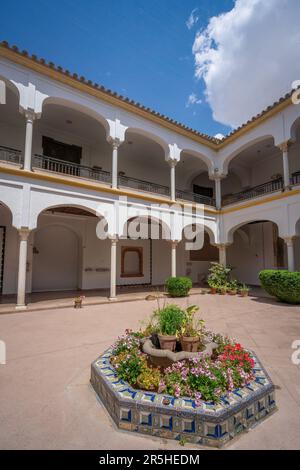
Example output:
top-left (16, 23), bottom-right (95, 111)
top-left (0, 42), bottom-right (300, 309)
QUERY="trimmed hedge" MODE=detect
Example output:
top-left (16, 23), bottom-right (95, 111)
top-left (259, 270), bottom-right (300, 304)
top-left (165, 276), bottom-right (192, 297)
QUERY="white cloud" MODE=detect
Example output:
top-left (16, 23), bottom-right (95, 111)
top-left (186, 8), bottom-right (199, 30)
top-left (192, 0), bottom-right (300, 128)
top-left (186, 92), bottom-right (202, 108)
top-left (214, 133), bottom-right (225, 140)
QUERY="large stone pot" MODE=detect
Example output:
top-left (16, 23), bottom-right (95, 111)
top-left (181, 336), bottom-right (200, 352)
top-left (142, 338), bottom-right (217, 368)
top-left (157, 333), bottom-right (177, 351)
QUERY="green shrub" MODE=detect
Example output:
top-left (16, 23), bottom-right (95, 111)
top-left (207, 262), bottom-right (232, 289)
top-left (259, 270), bottom-right (300, 304)
top-left (165, 276), bottom-right (192, 297)
top-left (157, 304), bottom-right (186, 336)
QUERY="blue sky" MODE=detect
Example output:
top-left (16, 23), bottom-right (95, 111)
top-left (0, 0), bottom-right (235, 137)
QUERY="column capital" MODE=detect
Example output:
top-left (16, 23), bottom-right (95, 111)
top-left (283, 236), bottom-right (295, 246)
top-left (210, 169), bottom-right (227, 181)
top-left (18, 227), bottom-right (31, 241)
top-left (215, 242), bottom-right (232, 249)
top-left (24, 109), bottom-right (37, 122)
top-left (109, 235), bottom-right (119, 244)
top-left (278, 140), bottom-right (290, 153)
top-left (107, 137), bottom-right (123, 149)
top-left (167, 159), bottom-right (178, 168)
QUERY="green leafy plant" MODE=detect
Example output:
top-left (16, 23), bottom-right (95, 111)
top-left (165, 277), bottom-right (192, 297)
top-left (111, 350), bottom-right (145, 384)
top-left (259, 270), bottom-right (300, 304)
top-left (228, 279), bottom-right (239, 292)
top-left (156, 304), bottom-right (186, 336)
top-left (137, 367), bottom-right (161, 391)
top-left (181, 305), bottom-right (205, 338)
top-left (239, 283), bottom-right (250, 294)
top-left (207, 262), bottom-right (232, 290)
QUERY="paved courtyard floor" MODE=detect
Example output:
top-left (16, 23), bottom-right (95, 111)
top-left (0, 292), bottom-right (300, 450)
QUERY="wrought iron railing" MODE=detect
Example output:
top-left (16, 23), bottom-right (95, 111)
top-left (176, 189), bottom-right (215, 207)
top-left (0, 145), bottom-right (23, 165)
top-left (222, 178), bottom-right (283, 206)
top-left (291, 173), bottom-right (300, 186)
top-left (118, 174), bottom-right (170, 197)
top-left (32, 154), bottom-right (111, 184)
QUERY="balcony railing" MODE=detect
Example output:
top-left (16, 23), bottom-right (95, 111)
top-left (176, 189), bottom-right (215, 207)
top-left (222, 178), bottom-right (283, 206)
top-left (32, 154), bottom-right (111, 184)
top-left (2, 147), bottom-right (300, 209)
top-left (118, 174), bottom-right (170, 197)
top-left (291, 173), bottom-right (300, 186)
top-left (0, 145), bottom-right (23, 165)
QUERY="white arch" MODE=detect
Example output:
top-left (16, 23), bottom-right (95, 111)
top-left (125, 127), bottom-right (169, 156)
top-left (41, 96), bottom-right (110, 137)
top-left (0, 74), bottom-right (23, 111)
top-left (121, 214), bottom-right (171, 240)
top-left (222, 135), bottom-right (275, 174)
top-left (30, 198), bottom-right (112, 232)
top-left (290, 117), bottom-right (300, 142)
top-left (180, 148), bottom-right (214, 176)
top-left (225, 218), bottom-right (282, 245)
top-left (181, 222), bottom-right (216, 246)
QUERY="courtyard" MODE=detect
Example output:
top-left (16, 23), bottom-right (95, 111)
top-left (0, 292), bottom-right (300, 450)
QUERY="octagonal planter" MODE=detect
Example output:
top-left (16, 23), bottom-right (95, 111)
top-left (90, 348), bottom-right (277, 448)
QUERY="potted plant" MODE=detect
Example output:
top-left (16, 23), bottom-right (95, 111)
top-left (219, 285), bottom-right (227, 295)
top-left (228, 280), bottom-right (238, 295)
top-left (156, 304), bottom-right (186, 351)
top-left (74, 295), bottom-right (85, 308)
top-left (207, 279), bottom-right (218, 294)
top-left (207, 262), bottom-right (232, 295)
top-left (240, 284), bottom-right (250, 297)
top-left (180, 305), bottom-right (204, 352)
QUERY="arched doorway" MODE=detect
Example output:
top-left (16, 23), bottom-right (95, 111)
top-left (227, 220), bottom-right (286, 285)
top-left (0, 78), bottom-right (24, 165)
top-left (32, 225), bottom-right (79, 292)
top-left (180, 224), bottom-right (218, 285)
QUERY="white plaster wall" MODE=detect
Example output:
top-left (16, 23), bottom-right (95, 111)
top-left (117, 239), bottom-right (151, 285)
top-left (32, 224), bottom-right (79, 291)
top-left (227, 222), bottom-right (285, 285)
top-left (0, 205), bottom-right (19, 294)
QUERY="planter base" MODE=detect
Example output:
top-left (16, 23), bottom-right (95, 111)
top-left (91, 348), bottom-right (277, 448)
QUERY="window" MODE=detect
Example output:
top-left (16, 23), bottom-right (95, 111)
top-left (193, 184), bottom-right (214, 198)
top-left (121, 247), bottom-right (144, 277)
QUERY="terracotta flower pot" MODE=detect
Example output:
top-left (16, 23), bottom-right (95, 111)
top-left (158, 334), bottom-right (177, 351)
top-left (240, 291), bottom-right (249, 297)
top-left (210, 287), bottom-right (217, 294)
top-left (228, 290), bottom-right (237, 296)
top-left (181, 336), bottom-right (200, 352)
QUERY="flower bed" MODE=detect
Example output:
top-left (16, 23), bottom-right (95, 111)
top-left (110, 328), bottom-right (255, 405)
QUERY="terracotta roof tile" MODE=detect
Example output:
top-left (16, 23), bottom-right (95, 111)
top-left (0, 40), bottom-right (297, 147)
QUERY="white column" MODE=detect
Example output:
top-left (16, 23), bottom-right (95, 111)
top-left (279, 141), bottom-right (291, 189)
top-left (284, 237), bottom-right (295, 271)
top-left (218, 244), bottom-right (227, 266)
top-left (169, 160), bottom-right (177, 201)
top-left (24, 111), bottom-right (35, 171)
top-left (16, 228), bottom-right (30, 310)
top-left (111, 141), bottom-right (120, 189)
top-left (109, 237), bottom-right (118, 300)
top-left (171, 241), bottom-right (177, 277)
top-left (214, 177), bottom-right (222, 210)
